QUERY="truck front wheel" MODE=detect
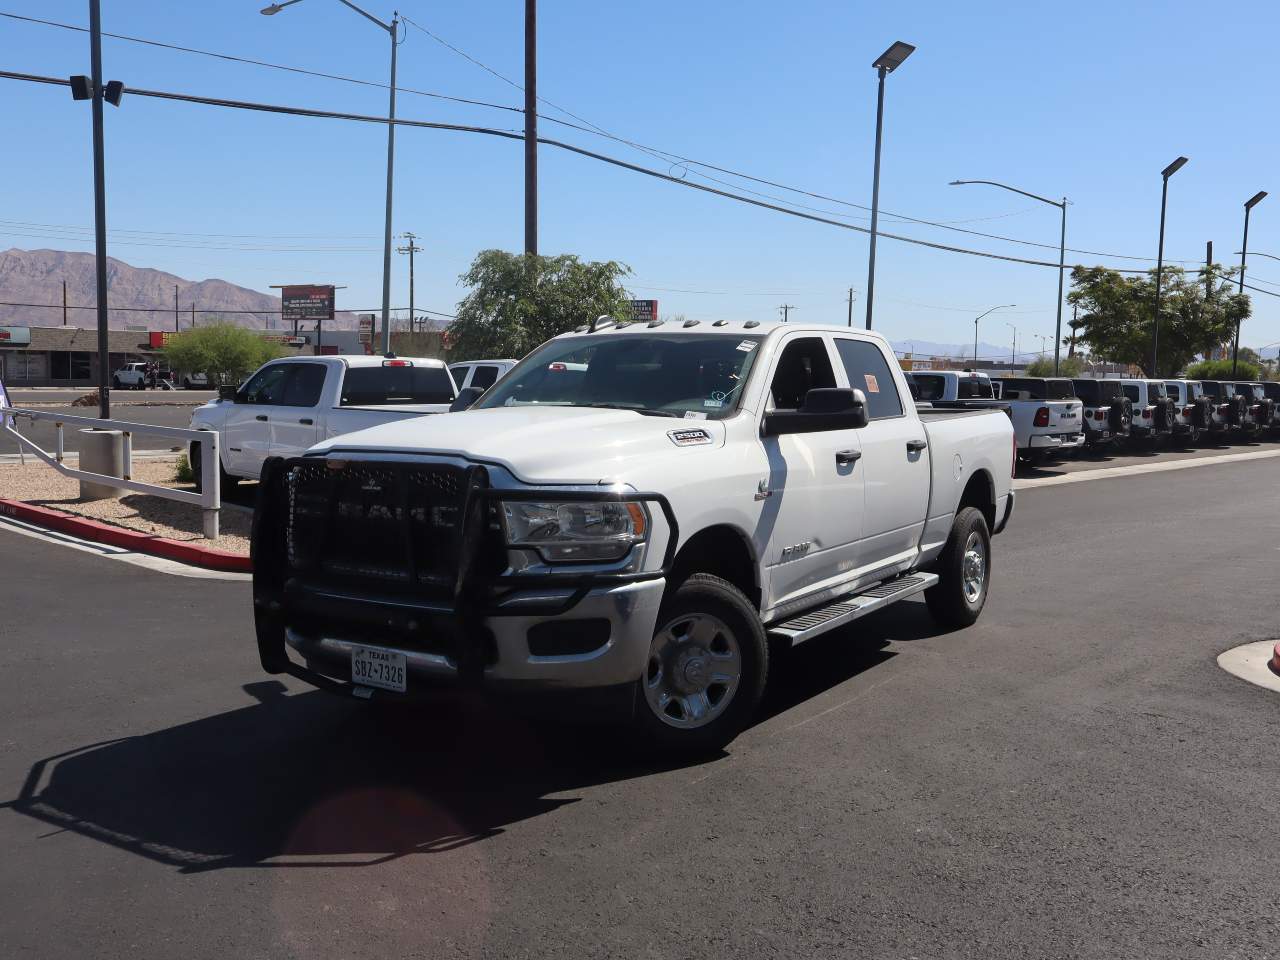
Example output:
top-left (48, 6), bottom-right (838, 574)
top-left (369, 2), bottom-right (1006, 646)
top-left (925, 507), bottom-right (991, 628)
top-left (633, 573), bottom-right (768, 755)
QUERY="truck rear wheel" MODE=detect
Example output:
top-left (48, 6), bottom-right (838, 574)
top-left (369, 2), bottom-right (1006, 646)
top-left (925, 507), bottom-right (991, 629)
top-left (633, 573), bottom-right (767, 755)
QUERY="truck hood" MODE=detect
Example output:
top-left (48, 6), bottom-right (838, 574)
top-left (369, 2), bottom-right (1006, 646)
top-left (308, 405), bottom-right (727, 485)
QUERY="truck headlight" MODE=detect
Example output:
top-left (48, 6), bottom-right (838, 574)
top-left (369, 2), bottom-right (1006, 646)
top-left (500, 499), bottom-right (649, 563)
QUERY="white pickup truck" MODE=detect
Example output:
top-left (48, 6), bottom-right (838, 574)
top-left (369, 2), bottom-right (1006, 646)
top-left (928, 375), bottom-right (1082, 464)
top-left (189, 355), bottom-right (456, 489)
top-left (250, 322), bottom-right (1015, 753)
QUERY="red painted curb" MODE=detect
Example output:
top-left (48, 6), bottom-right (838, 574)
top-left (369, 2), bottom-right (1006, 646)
top-left (1270, 642), bottom-right (1280, 678)
top-left (0, 499), bottom-right (252, 572)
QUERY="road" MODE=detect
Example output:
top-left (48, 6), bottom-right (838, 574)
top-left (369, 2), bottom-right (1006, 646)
top-left (0, 404), bottom-right (202, 456)
top-left (6, 388), bottom-right (217, 406)
top-left (1, 459), bottom-right (1278, 958)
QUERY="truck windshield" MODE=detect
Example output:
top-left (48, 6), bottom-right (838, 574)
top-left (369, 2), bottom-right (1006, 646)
top-left (475, 333), bottom-right (766, 420)
top-left (339, 365), bottom-right (456, 405)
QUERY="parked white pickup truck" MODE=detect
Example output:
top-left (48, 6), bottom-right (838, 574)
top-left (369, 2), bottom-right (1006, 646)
top-left (250, 321), bottom-right (1015, 753)
top-left (189, 355), bottom-right (456, 489)
top-left (989, 377), bottom-right (1084, 463)
top-left (449, 358), bottom-right (517, 392)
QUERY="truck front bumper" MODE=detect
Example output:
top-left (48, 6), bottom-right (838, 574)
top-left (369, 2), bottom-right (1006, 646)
top-left (279, 577), bottom-right (665, 694)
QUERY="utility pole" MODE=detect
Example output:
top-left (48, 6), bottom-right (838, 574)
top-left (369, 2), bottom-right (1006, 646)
top-left (524, 0), bottom-right (537, 257)
top-left (779, 304), bottom-right (796, 323)
top-left (191, 303), bottom-right (195, 328)
top-left (62, 280), bottom-right (68, 326)
top-left (397, 232), bottom-right (422, 332)
top-left (174, 284), bottom-right (179, 332)
top-left (846, 287), bottom-right (855, 327)
top-left (1205, 240), bottom-right (1213, 358)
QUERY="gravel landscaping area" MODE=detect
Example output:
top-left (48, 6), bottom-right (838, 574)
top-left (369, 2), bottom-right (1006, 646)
top-left (0, 456), bottom-right (250, 555)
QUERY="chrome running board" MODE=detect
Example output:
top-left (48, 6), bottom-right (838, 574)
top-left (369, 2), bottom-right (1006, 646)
top-left (767, 572), bottom-right (939, 646)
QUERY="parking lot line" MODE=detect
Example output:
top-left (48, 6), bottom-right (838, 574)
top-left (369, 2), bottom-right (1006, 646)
top-left (1014, 447), bottom-right (1280, 489)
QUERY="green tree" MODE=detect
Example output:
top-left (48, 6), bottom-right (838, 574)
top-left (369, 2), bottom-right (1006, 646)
top-left (446, 250), bottom-right (632, 360)
top-left (1066, 264), bottom-right (1249, 377)
top-left (162, 322), bottom-right (285, 386)
top-left (1185, 358), bottom-right (1261, 381)
top-left (1024, 355), bottom-right (1084, 377)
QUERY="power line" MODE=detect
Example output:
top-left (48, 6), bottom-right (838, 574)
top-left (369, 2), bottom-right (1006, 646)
top-left (0, 69), bottom-right (1256, 282)
top-left (0, 299), bottom-right (457, 318)
top-left (4, 10), bottom-right (1169, 255)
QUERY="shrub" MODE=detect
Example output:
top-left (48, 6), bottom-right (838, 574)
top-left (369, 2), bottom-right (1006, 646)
top-left (174, 454), bottom-right (194, 484)
top-left (1185, 358), bottom-right (1260, 381)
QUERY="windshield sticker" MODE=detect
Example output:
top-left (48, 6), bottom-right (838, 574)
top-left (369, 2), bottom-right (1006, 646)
top-left (684, 410), bottom-right (707, 420)
top-left (736, 340), bottom-right (757, 352)
top-left (864, 374), bottom-right (880, 393)
top-left (668, 428), bottom-right (713, 447)
top-left (703, 398), bottom-right (724, 408)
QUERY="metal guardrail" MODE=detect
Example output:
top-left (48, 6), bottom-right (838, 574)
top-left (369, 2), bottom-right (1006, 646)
top-left (0, 406), bottom-right (221, 539)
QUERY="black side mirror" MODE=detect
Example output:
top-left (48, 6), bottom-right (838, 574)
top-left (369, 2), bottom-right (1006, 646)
top-left (762, 388), bottom-right (868, 436)
top-left (218, 385), bottom-right (238, 402)
top-left (449, 386), bottom-right (484, 412)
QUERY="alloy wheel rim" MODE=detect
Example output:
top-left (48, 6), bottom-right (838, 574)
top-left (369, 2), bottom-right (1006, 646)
top-left (961, 531), bottom-right (986, 604)
top-left (644, 613), bottom-right (742, 729)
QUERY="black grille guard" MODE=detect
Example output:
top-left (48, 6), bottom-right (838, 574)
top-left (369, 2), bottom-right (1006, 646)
top-left (251, 455), bottom-right (679, 685)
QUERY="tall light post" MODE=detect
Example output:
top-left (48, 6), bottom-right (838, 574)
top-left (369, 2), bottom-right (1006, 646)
top-left (1005, 321), bottom-right (1018, 369)
top-left (864, 40), bottom-right (915, 331)
top-left (262, 0), bottom-right (399, 355)
top-left (1232, 191), bottom-right (1267, 377)
top-left (950, 179), bottom-right (1067, 375)
top-left (1151, 156), bottom-right (1189, 377)
top-left (973, 304), bottom-right (1015, 365)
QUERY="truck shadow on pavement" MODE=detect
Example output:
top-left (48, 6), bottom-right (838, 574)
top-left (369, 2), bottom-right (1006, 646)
top-left (1, 606), bottom-right (941, 874)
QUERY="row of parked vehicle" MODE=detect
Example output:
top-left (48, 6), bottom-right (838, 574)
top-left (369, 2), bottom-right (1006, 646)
top-left (909, 369), bottom-right (1280, 463)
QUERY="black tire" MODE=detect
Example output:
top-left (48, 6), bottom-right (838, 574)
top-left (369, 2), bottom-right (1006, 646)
top-left (112, 376), bottom-right (121, 389)
top-left (632, 573), bottom-right (768, 755)
top-left (189, 440), bottom-right (238, 494)
top-left (183, 378), bottom-right (192, 390)
top-left (925, 507), bottom-right (992, 629)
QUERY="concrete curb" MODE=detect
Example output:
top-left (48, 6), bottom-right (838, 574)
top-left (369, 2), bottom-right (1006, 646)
top-left (0, 498), bottom-right (252, 572)
top-left (1271, 642), bottom-right (1280, 678)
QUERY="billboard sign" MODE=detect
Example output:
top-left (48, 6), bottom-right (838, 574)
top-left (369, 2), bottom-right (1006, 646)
top-left (628, 299), bottom-right (659, 324)
top-left (358, 314), bottom-right (374, 343)
top-left (0, 326), bottom-right (32, 346)
top-left (281, 285), bottom-right (335, 322)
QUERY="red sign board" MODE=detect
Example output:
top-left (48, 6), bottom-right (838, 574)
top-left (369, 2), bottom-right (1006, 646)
top-left (282, 285), bottom-right (335, 322)
top-left (628, 299), bottom-right (659, 323)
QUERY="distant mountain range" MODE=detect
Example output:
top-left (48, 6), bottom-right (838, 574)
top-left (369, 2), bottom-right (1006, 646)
top-left (890, 339), bottom-right (1031, 361)
top-left (0, 248), bottom-right (359, 330)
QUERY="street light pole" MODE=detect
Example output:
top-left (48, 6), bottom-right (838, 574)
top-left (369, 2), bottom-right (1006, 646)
top-left (864, 41), bottom-right (915, 331)
top-left (973, 304), bottom-right (1016, 365)
top-left (1233, 191), bottom-right (1267, 377)
top-left (950, 179), bottom-right (1067, 375)
top-left (1006, 321), bottom-right (1017, 369)
top-left (1152, 156), bottom-right (1188, 377)
top-left (89, 0), bottom-right (110, 418)
top-left (261, 0), bottom-right (399, 356)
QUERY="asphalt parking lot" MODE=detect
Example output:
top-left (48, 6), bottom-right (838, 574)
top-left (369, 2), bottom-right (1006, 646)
top-left (1, 457), bottom-right (1277, 958)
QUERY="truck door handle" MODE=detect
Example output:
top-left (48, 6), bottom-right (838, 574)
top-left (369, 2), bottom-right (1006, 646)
top-left (255, 415), bottom-right (268, 422)
top-left (835, 449), bottom-right (861, 465)
top-left (906, 439), bottom-right (927, 453)
top-left (299, 418), bottom-right (314, 425)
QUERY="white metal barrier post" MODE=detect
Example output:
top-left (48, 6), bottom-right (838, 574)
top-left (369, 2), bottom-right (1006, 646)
top-left (1, 406), bottom-right (225, 540)
top-left (201, 429), bottom-right (219, 540)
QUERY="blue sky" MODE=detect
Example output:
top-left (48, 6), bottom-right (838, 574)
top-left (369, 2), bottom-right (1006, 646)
top-left (3, 0), bottom-right (1280, 356)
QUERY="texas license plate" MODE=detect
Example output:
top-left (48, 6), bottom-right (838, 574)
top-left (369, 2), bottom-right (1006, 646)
top-left (351, 645), bottom-right (407, 693)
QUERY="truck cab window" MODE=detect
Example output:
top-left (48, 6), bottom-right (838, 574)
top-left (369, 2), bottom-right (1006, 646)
top-left (239, 365), bottom-right (290, 404)
top-left (280, 363), bottom-right (327, 407)
top-left (833, 338), bottom-right (903, 419)
top-left (769, 338), bottom-right (836, 410)
top-left (470, 365), bottom-right (501, 390)
top-left (914, 374), bottom-right (945, 401)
